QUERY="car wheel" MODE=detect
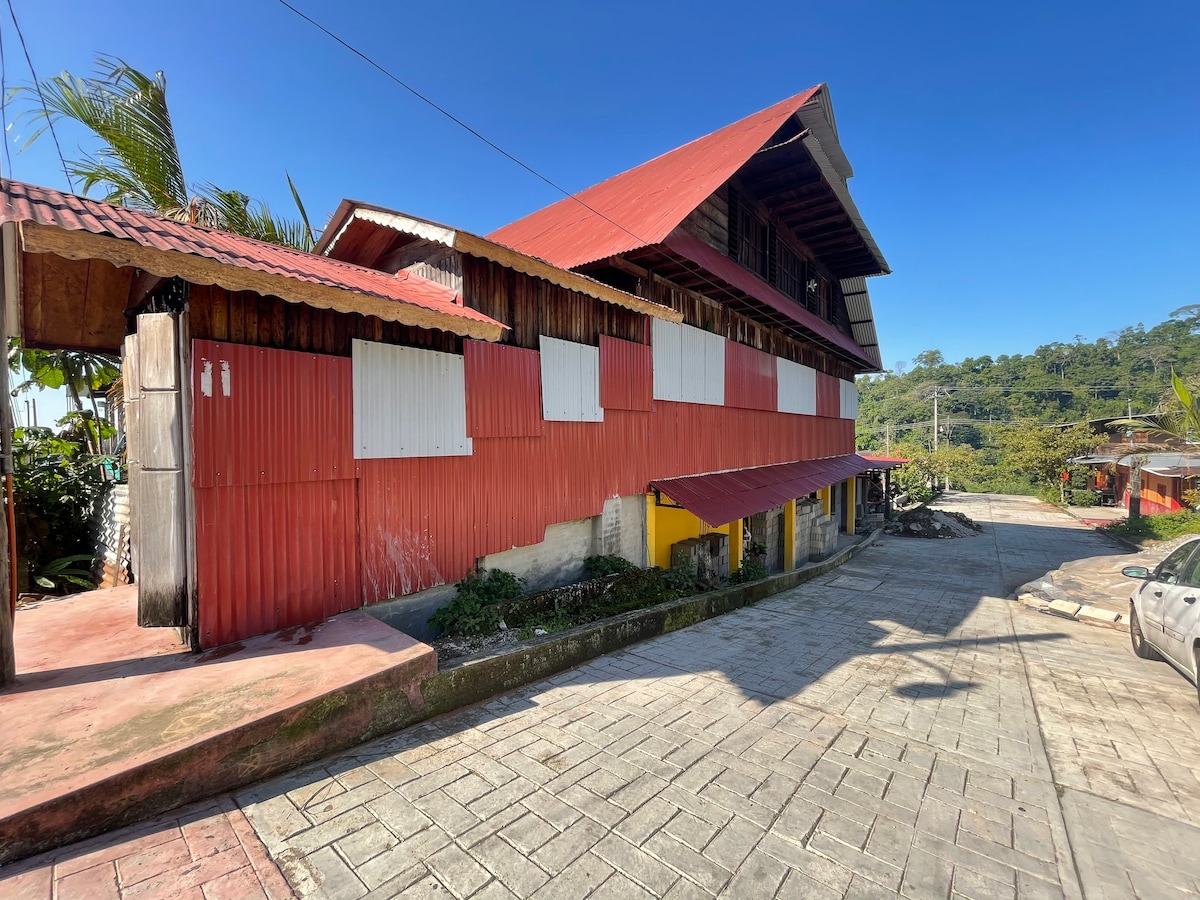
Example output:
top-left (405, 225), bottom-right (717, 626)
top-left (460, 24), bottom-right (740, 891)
top-left (1129, 606), bottom-right (1162, 661)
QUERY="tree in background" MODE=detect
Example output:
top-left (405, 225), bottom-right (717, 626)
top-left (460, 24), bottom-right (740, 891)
top-left (993, 420), bottom-right (1101, 504)
top-left (18, 55), bottom-right (314, 250)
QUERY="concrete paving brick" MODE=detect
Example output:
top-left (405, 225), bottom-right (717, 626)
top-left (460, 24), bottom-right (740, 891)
top-left (473, 834), bottom-right (550, 895)
top-left (423, 842), bottom-right (492, 898)
top-left (643, 831), bottom-right (731, 894)
top-left (593, 833), bottom-right (680, 896)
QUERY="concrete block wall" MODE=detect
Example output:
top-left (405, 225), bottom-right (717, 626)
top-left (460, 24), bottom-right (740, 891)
top-left (794, 498), bottom-right (822, 568)
top-left (748, 505), bottom-right (785, 573)
top-left (672, 533), bottom-right (730, 586)
top-left (810, 514), bottom-right (838, 561)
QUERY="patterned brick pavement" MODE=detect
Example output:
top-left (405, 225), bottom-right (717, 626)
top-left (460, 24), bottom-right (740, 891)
top-left (6, 494), bottom-right (1199, 899)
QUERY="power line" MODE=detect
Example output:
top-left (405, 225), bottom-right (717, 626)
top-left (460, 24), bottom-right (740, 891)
top-left (274, 0), bottom-right (652, 251)
top-left (272, 1), bottom-right (858, 361)
top-left (4, 0), bottom-right (73, 190)
top-left (0, 17), bottom-right (11, 179)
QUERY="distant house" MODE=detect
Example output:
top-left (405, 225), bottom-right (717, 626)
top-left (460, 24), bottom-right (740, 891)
top-left (0, 84), bottom-right (892, 648)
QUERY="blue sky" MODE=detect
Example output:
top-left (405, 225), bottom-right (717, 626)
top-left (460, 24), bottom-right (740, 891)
top-left (6, 0), bottom-right (1199, 380)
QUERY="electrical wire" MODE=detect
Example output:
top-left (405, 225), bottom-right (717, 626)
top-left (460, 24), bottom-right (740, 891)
top-left (5, 0), bottom-right (73, 190)
top-left (0, 18), bottom-right (12, 179)
top-left (271, 0), bottom-right (861, 362)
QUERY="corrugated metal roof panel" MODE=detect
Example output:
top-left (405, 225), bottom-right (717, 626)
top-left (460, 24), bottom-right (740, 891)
top-left (1, 179), bottom-right (503, 334)
top-left (487, 88), bottom-right (823, 268)
top-left (651, 454), bottom-right (876, 527)
top-left (840, 277), bottom-right (882, 370)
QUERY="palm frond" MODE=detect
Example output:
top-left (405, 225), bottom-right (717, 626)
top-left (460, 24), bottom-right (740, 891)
top-left (15, 55), bottom-right (187, 210)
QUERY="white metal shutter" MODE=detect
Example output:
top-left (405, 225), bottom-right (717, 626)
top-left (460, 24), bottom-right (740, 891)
top-left (352, 339), bottom-right (473, 458)
top-left (777, 358), bottom-right (817, 415)
top-left (540, 336), bottom-right (603, 422)
top-left (840, 379), bottom-right (859, 419)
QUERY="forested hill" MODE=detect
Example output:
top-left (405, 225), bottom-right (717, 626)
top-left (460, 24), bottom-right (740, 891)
top-left (856, 308), bottom-right (1200, 453)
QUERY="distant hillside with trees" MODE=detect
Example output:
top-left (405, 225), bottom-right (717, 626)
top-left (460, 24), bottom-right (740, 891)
top-left (856, 307), bottom-right (1200, 504)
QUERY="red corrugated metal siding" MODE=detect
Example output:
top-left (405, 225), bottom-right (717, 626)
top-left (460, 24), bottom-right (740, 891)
top-left (464, 340), bottom-right (544, 437)
top-left (724, 341), bottom-right (777, 411)
top-left (192, 342), bottom-right (354, 489)
top-left (816, 372), bottom-right (840, 418)
top-left (600, 335), bottom-right (653, 411)
top-left (196, 479), bottom-right (360, 648)
top-left (191, 341), bottom-right (361, 648)
top-left (487, 88), bottom-right (822, 268)
top-left (357, 403), bottom-right (852, 602)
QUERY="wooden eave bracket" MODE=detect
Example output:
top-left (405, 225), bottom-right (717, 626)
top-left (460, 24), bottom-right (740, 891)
top-left (19, 222), bottom-right (507, 343)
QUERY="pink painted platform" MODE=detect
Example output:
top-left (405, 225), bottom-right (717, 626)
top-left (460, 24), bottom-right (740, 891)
top-left (0, 586), bottom-right (436, 863)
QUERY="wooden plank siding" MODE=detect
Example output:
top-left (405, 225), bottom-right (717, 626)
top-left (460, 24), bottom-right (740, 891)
top-left (461, 255), bottom-right (644, 350)
top-left (188, 284), bottom-right (463, 357)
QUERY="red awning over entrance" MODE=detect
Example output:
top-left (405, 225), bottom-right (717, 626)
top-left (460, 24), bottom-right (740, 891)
top-left (650, 454), bottom-right (878, 527)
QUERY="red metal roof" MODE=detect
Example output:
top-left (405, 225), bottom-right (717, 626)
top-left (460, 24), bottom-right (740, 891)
top-left (487, 87), bottom-right (823, 269)
top-left (664, 230), bottom-right (877, 369)
top-left (651, 454), bottom-right (876, 527)
top-left (861, 455), bottom-right (908, 468)
top-left (0, 179), bottom-right (503, 332)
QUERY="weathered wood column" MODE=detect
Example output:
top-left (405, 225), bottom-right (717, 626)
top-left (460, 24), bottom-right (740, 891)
top-left (130, 313), bottom-right (189, 629)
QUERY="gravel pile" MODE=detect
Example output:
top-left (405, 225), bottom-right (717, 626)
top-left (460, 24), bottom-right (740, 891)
top-left (886, 506), bottom-right (982, 539)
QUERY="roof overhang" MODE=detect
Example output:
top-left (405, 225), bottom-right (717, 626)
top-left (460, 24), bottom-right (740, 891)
top-left (623, 229), bottom-right (879, 371)
top-left (650, 454), bottom-right (878, 526)
top-left (20, 222), bottom-right (507, 342)
top-left (320, 203), bottom-right (683, 324)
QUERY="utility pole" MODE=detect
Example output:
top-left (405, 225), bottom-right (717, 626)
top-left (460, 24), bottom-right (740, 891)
top-left (932, 387), bottom-right (940, 451)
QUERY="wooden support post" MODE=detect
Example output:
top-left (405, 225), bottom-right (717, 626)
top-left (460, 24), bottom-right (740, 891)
top-left (845, 479), bottom-right (857, 535)
top-left (0, 224), bottom-right (15, 688)
top-left (783, 500), bottom-right (797, 570)
top-left (729, 519), bottom-right (743, 572)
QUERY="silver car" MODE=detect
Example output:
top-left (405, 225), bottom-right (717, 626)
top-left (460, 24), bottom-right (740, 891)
top-left (1124, 536), bottom-right (1200, 705)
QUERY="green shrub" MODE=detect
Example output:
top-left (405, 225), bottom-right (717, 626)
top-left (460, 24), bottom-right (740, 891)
top-left (1105, 510), bottom-right (1200, 543)
top-left (729, 558), bottom-right (767, 584)
top-left (429, 568), bottom-right (525, 637)
top-left (1070, 489), bottom-right (1097, 508)
top-left (583, 555), bottom-right (635, 578)
top-left (662, 563), bottom-right (699, 595)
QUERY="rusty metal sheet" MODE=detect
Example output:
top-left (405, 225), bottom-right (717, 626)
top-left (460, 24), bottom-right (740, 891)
top-left (816, 371), bottom-right (841, 418)
top-left (0, 179), bottom-right (502, 329)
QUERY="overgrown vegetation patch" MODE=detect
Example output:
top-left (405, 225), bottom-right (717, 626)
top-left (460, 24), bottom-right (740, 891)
top-left (1104, 510), bottom-right (1200, 545)
top-left (430, 554), bottom-right (765, 663)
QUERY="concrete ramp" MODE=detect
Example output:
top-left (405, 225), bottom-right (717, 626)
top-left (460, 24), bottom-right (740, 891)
top-left (0, 586), bottom-right (436, 863)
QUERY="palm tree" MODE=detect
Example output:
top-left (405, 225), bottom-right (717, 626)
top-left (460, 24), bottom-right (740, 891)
top-left (17, 55), bottom-right (314, 250)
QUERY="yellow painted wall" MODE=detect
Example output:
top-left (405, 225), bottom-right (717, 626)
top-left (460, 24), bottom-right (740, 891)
top-left (845, 478), bottom-right (856, 534)
top-left (649, 493), bottom-right (730, 569)
top-left (730, 518), bottom-right (743, 571)
top-left (818, 486), bottom-right (831, 516)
